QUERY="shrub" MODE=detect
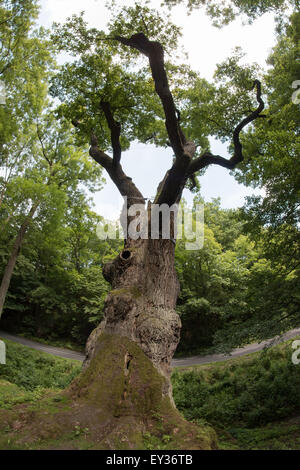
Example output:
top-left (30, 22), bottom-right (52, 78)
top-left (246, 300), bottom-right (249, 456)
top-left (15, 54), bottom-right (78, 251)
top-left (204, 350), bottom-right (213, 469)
top-left (0, 339), bottom-right (81, 391)
top-left (172, 338), bottom-right (300, 427)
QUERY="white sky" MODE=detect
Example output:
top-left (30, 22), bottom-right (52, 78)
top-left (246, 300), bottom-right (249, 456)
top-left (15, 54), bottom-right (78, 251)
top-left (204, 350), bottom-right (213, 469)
top-left (38, 0), bottom-right (275, 219)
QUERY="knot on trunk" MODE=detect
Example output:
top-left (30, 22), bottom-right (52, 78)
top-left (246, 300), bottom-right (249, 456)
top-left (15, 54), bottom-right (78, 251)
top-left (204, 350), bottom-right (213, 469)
top-left (103, 249), bottom-right (133, 285)
top-left (103, 261), bottom-right (115, 284)
top-left (120, 249), bottom-right (132, 262)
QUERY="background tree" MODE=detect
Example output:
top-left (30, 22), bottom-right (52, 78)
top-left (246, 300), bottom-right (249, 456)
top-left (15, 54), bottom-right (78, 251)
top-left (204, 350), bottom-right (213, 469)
top-left (0, 0), bottom-right (55, 317)
top-left (1, 190), bottom-right (111, 344)
top-left (0, 0), bottom-right (52, 151)
top-left (212, 11), bottom-right (300, 347)
top-left (0, 113), bottom-right (103, 318)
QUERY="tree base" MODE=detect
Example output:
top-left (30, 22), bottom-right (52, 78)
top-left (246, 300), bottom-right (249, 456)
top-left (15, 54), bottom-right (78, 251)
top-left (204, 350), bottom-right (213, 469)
top-left (0, 334), bottom-right (217, 450)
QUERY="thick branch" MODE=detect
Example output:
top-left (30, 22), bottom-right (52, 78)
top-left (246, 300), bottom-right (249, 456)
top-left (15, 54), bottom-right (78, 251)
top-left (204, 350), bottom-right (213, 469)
top-left (115, 33), bottom-right (186, 161)
top-left (72, 120), bottom-right (144, 205)
top-left (187, 80), bottom-right (265, 175)
top-left (115, 33), bottom-right (196, 206)
top-left (90, 133), bottom-right (144, 203)
top-left (175, 107), bottom-right (187, 146)
top-left (36, 124), bottom-right (52, 168)
top-left (155, 140), bottom-right (196, 206)
top-left (100, 101), bottom-right (121, 166)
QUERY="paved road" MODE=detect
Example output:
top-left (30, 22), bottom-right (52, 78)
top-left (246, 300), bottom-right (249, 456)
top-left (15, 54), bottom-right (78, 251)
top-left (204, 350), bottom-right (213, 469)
top-left (172, 327), bottom-right (300, 367)
top-left (0, 331), bottom-right (85, 362)
top-left (0, 327), bottom-right (299, 367)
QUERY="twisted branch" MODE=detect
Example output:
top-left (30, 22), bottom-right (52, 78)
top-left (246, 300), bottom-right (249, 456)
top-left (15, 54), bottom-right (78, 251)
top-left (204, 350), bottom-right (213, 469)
top-left (115, 33), bottom-right (188, 161)
top-left (187, 80), bottom-right (265, 175)
top-left (71, 120), bottom-right (144, 204)
top-left (115, 33), bottom-right (195, 206)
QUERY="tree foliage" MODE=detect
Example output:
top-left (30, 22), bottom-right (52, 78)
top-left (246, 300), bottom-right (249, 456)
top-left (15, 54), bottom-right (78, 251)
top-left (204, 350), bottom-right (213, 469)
top-left (162, 0), bottom-right (298, 26)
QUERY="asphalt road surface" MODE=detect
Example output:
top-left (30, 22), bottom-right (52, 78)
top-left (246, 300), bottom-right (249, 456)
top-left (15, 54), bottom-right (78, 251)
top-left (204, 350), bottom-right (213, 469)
top-left (0, 327), bottom-right (299, 367)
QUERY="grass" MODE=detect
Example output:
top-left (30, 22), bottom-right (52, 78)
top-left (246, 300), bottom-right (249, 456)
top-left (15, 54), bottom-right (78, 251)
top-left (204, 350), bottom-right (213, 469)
top-left (216, 418), bottom-right (300, 450)
top-left (0, 379), bottom-right (59, 410)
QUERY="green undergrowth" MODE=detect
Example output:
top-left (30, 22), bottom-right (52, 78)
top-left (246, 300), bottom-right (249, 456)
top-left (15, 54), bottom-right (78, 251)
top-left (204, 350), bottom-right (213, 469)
top-left (0, 379), bottom-right (45, 409)
top-left (172, 336), bottom-right (300, 449)
top-left (0, 334), bottom-right (216, 450)
top-left (0, 338), bottom-right (81, 393)
top-left (216, 417), bottom-right (300, 450)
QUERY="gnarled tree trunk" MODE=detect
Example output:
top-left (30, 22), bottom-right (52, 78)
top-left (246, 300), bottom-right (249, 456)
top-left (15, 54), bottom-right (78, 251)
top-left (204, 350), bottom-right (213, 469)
top-left (66, 230), bottom-right (217, 449)
top-left (60, 196), bottom-right (217, 449)
top-left (84, 237), bottom-right (181, 399)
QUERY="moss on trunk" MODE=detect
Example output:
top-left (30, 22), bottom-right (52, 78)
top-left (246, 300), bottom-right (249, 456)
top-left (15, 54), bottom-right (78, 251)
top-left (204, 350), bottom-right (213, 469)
top-left (0, 334), bottom-right (217, 450)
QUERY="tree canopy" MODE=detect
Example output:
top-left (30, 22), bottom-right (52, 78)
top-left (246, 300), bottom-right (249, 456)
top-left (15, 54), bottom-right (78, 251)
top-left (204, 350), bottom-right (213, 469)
top-left (162, 0), bottom-right (298, 26)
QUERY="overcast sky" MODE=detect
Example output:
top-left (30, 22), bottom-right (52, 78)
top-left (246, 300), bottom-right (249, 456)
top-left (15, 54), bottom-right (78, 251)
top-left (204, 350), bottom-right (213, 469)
top-left (38, 0), bottom-right (275, 220)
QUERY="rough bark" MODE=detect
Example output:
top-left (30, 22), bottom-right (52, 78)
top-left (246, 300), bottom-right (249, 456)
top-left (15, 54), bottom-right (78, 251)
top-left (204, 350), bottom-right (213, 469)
top-left (21, 213), bottom-right (217, 449)
top-left (57, 221), bottom-right (217, 449)
top-left (84, 235), bottom-right (181, 400)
